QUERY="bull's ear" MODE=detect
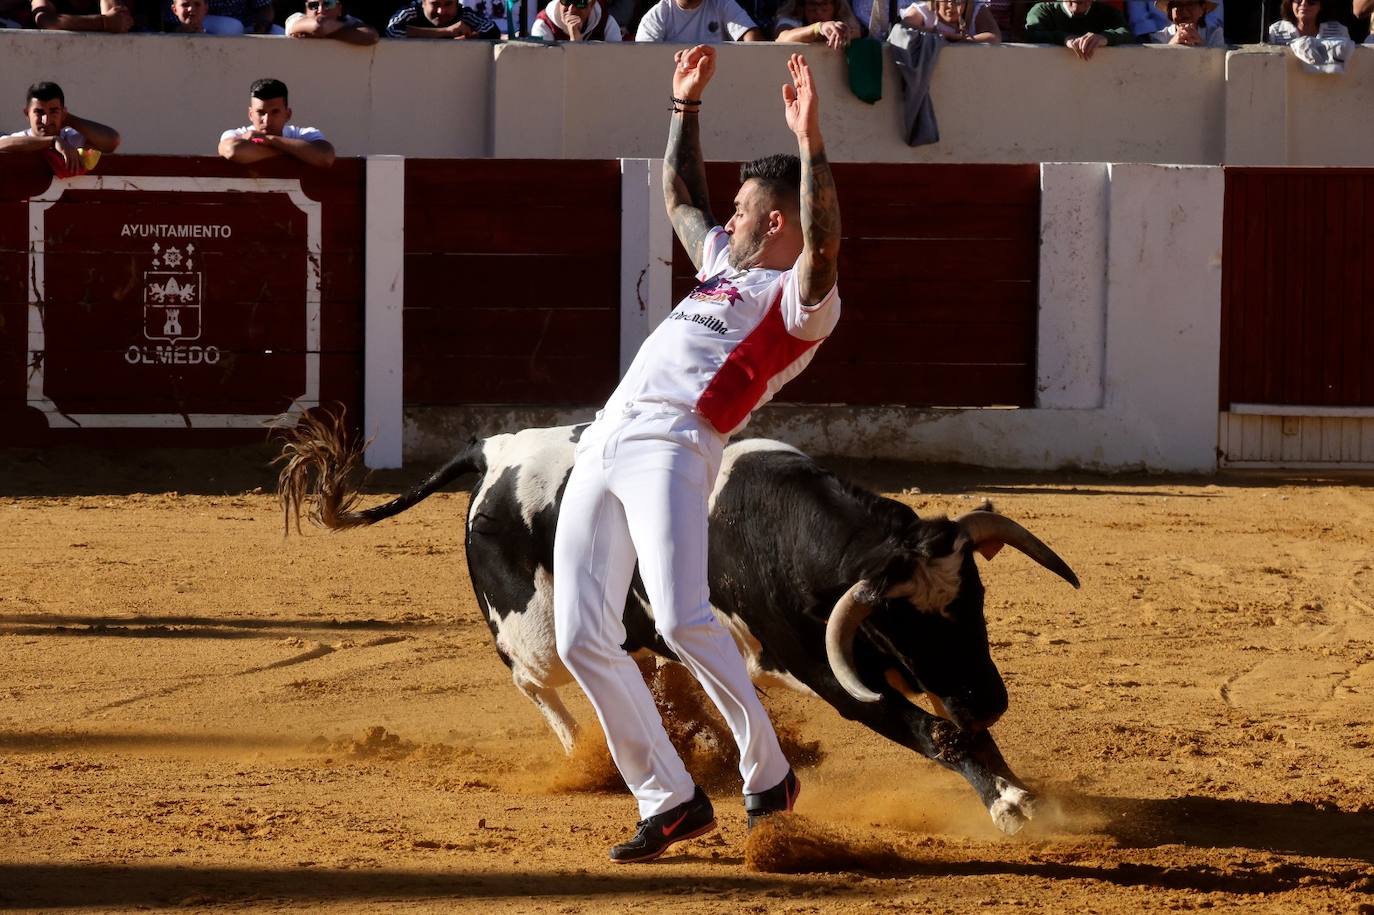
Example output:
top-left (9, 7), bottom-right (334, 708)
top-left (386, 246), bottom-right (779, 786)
top-left (977, 541), bottom-right (1004, 561)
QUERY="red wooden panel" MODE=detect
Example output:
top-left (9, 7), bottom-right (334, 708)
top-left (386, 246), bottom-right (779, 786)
top-left (818, 320), bottom-right (1035, 365)
top-left (404, 253), bottom-right (620, 310)
top-left (405, 159), bottom-right (622, 209)
top-left (0, 155), bottom-right (364, 445)
top-left (784, 362), bottom-right (1034, 407)
top-left (405, 204), bottom-right (620, 256)
top-left (1222, 167), bottom-right (1374, 409)
top-left (402, 160), bottom-right (622, 406)
top-left (404, 356), bottom-right (617, 405)
top-left (405, 307), bottom-right (617, 360)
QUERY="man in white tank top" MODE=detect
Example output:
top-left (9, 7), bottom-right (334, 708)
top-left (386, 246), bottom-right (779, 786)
top-left (553, 46), bottom-right (842, 863)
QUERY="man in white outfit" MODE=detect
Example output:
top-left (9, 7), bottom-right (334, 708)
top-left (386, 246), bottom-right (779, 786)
top-left (553, 46), bottom-right (842, 864)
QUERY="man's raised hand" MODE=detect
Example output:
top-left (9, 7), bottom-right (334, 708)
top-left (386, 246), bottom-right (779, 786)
top-left (782, 53), bottom-right (821, 141)
top-left (672, 45), bottom-right (716, 102)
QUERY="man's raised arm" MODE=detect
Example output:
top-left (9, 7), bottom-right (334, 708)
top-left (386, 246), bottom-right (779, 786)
top-left (663, 44), bottom-right (718, 272)
top-left (782, 53), bottom-right (839, 307)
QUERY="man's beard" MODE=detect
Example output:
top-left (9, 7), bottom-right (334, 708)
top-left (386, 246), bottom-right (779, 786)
top-left (726, 228), bottom-right (767, 272)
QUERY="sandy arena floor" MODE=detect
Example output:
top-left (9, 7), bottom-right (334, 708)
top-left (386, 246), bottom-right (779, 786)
top-left (1, 445), bottom-right (1372, 914)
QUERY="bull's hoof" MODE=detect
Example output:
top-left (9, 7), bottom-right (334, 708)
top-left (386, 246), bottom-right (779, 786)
top-left (988, 777), bottom-right (1037, 835)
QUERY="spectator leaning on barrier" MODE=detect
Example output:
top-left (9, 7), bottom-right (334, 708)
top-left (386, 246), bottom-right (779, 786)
top-left (1025, 0), bottom-right (1132, 57)
top-left (1268, 0), bottom-right (1347, 39)
top-left (30, 0), bottom-right (132, 31)
top-left (0, 82), bottom-right (119, 178)
top-left (386, 0), bottom-right (501, 36)
top-left (772, 0), bottom-right (862, 46)
top-left (1125, 0), bottom-right (1221, 39)
top-left (634, 0), bottom-right (762, 41)
top-left (530, 0), bottom-right (623, 39)
top-left (901, 0), bottom-right (1001, 40)
top-left (1148, 0), bottom-right (1225, 43)
top-left (219, 79), bottom-right (335, 168)
top-left (287, 0), bottom-right (380, 42)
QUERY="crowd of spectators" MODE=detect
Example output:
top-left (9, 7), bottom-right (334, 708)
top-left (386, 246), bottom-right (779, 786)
top-left (1, 0), bottom-right (1369, 46)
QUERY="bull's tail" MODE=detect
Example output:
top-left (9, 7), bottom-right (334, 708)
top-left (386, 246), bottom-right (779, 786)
top-left (274, 410), bottom-right (485, 535)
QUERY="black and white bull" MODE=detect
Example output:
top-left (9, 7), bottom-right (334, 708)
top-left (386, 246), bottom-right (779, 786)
top-left (277, 418), bottom-right (1080, 835)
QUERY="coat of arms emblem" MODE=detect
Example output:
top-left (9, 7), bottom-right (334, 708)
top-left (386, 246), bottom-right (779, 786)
top-left (143, 243), bottom-right (202, 344)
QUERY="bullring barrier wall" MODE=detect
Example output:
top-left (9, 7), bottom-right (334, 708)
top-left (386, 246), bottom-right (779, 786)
top-left (1, 154), bottom-right (1226, 472)
top-left (4, 32), bottom-right (1374, 166)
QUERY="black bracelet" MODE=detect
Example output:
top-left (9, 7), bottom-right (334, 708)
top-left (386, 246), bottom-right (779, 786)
top-left (670, 96), bottom-right (702, 106)
top-left (669, 105), bottom-right (701, 114)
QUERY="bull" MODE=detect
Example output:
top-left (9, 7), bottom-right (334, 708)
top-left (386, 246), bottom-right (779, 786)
top-left (277, 416), bottom-right (1079, 835)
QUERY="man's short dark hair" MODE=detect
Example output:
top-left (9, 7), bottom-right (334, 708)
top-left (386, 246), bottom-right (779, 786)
top-left (250, 78), bottom-right (289, 105)
top-left (26, 82), bottom-right (64, 106)
top-left (740, 154), bottom-right (802, 214)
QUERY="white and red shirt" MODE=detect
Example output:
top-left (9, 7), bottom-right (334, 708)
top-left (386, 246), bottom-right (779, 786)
top-left (604, 226), bottom-right (840, 437)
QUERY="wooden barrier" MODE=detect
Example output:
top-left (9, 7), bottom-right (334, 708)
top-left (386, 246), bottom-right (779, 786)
top-left (1221, 167), bottom-right (1374, 409)
top-left (670, 163), bottom-right (1040, 407)
top-left (402, 159), bottom-right (621, 407)
top-left (0, 154), bottom-right (364, 446)
top-left (1, 156), bottom-right (1044, 451)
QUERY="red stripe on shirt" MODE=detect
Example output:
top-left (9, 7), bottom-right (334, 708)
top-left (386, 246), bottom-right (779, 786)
top-left (696, 288), bottom-right (821, 435)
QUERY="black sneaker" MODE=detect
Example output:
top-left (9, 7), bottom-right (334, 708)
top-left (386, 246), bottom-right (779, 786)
top-left (609, 786), bottom-right (716, 864)
top-left (745, 768), bottom-right (800, 829)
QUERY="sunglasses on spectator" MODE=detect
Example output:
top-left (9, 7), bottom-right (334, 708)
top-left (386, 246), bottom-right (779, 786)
top-left (558, 0), bottom-right (591, 8)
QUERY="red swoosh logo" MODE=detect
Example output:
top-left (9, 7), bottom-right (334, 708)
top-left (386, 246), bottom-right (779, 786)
top-left (660, 810), bottom-right (692, 838)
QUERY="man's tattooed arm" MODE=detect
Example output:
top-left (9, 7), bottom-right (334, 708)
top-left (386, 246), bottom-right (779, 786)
top-left (664, 111), bottom-right (717, 272)
top-left (798, 146), bottom-right (841, 306)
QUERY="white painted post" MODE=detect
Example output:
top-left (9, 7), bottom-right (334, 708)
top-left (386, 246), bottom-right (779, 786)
top-left (1104, 164), bottom-right (1225, 473)
top-left (618, 158), bottom-right (672, 375)
top-left (364, 155), bottom-right (405, 469)
top-left (1037, 163), bottom-right (1108, 409)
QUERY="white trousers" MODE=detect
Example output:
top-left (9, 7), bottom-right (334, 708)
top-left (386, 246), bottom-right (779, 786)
top-left (553, 410), bottom-right (790, 818)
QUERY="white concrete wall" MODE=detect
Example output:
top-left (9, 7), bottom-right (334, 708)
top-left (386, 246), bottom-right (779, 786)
top-left (15, 30), bottom-right (1374, 165)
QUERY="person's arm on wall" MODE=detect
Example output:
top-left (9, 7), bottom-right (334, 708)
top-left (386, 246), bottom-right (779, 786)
top-left (265, 135), bottom-right (336, 167)
top-left (782, 53), bottom-right (839, 308)
top-left (663, 44), bottom-right (719, 270)
top-left (219, 131), bottom-right (281, 163)
top-left (0, 133), bottom-right (55, 154)
top-left (62, 113), bottom-right (120, 153)
top-left (31, 0), bottom-right (132, 29)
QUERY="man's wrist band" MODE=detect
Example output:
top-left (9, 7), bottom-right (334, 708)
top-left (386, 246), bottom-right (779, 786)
top-left (813, 21), bottom-right (821, 35)
top-left (669, 96), bottom-right (702, 114)
top-left (669, 96), bottom-right (701, 106)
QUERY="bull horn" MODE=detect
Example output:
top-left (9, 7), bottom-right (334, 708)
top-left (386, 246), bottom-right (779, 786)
top-left (825, 581), bottom-right (884, 704)
top-left (955, 510), bottom-right (1080, 589)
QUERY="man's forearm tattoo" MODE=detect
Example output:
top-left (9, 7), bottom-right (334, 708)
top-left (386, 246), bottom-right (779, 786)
top-left (801, 150), bottom-right (841, 296)
top-left (664, 113), bottom-right (715, 271)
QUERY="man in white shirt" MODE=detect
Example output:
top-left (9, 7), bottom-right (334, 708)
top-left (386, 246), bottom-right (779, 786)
top-left (0, 81), bottom-right (120, 178)
top-left (635, 0), bottom-right (762, 41)
top-left (218, 79), bottom-right (336, 168)
top-left (286, 0), bottom-right (380, 42)
top-left (553, 46), bottom-right (841, 864)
